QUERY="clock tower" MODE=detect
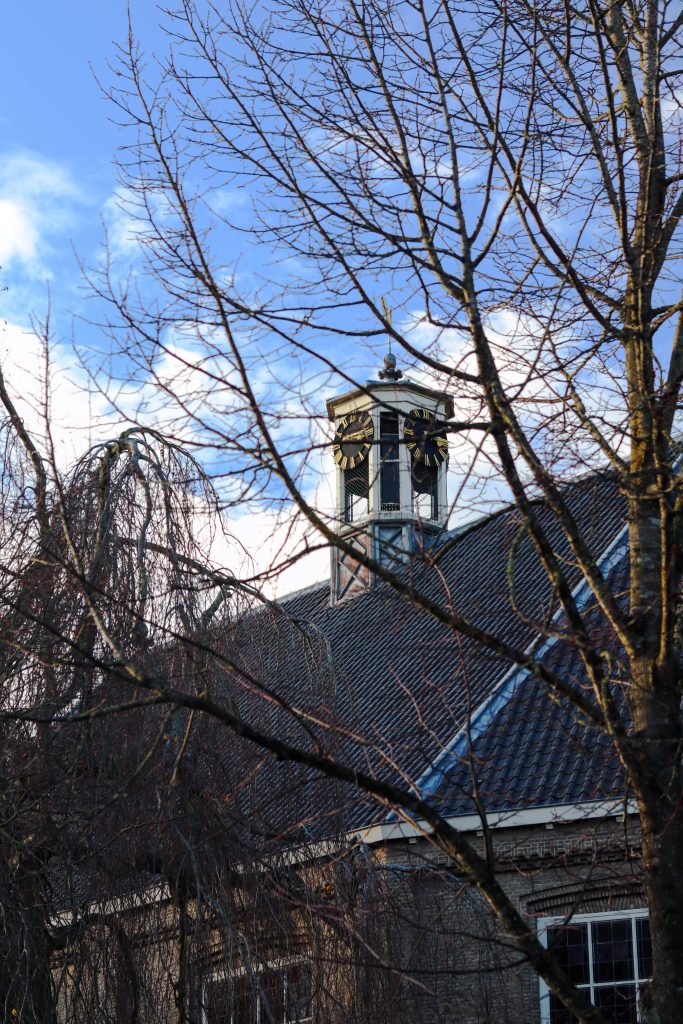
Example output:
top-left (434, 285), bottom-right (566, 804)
top-left (327, 350), bottom-right (453, 604)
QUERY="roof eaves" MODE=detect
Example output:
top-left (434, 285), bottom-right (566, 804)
top-left (361, 796), bottom-right (639, 845)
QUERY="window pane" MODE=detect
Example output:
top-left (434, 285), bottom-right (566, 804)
top-left (344, 460), bottom-right (370, 522)
top-left (414, 490), bottom-right (437, 519)
top-left (380, 436), bottom-right (399, 459)
top-left (345, 461), bottom-right (369, 498)
top-left (345, 491), bottom-right (369, 522)
top-left (592, 920), bottom-right (634, 983)
top-left (380, 411), bottom-right (399, 437)
top-left (636, 918), bottom-right (652, 980)
top-left (547, 924), bottom-right (590, 985)
top-left (233, 975), bottom-right (257, 1024)
top-left (381, 461), bottom-right (400, 510)
top-left (594, 984), bottom-right (638, 1024)
top-left (412, 462), bottom-right (438, 519)
top-left (204, 977), bottom-right (232, 1024)
top-left (412, 461), bottom-right (437, 495)
top-left (286, 964), bottom-right (312, 1022)
top-left (259, 969), bottom-right (284, 1024)
top-left (549, 992), bottom-right (578, 1024)
top-left (380, 411), bottom-right (400, 510)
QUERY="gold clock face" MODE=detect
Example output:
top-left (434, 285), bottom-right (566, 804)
top-left (404, 407), bottom-right (448, 466)
top-left (332, 411), bottom-right (374, 469)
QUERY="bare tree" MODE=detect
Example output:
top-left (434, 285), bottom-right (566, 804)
top-left (0, 395), bottom-right (517, 1024)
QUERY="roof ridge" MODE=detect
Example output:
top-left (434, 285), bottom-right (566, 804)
top-left (433, 469), bottom-right (617, 553)
top-left (275, 470), bottom-right (618, 605)
top-left (278, 576), bottom-right (329, 605)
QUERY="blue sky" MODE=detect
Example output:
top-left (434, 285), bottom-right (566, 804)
top-left (0, 4), bottom-right (529, 590)
top-left (0, 3), bottom-right (334, 594)
top-left (0, 2), bottom-right (636, 592)
top-left (0, 3), bottom-right (165, 325)
top-left (3, 3), bottom-right (137, 164)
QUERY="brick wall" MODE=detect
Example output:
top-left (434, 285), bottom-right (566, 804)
top-left (375, 813), bottom-right (644, 1024)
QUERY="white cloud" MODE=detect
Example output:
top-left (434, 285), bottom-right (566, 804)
top-left (1, 319), bottom-right (330, 597)
top-left (216, 508), bottom-right (330, 599)
top-left (114, 336), bottom-right (333, 597)
top-left (0, 321), bottom-right (120, 468)
top-left (0, 153), bottom-right (80, 201)
top-left (661, 88), bottom-right (683, 123)
top-left (102, 186), bottom-right (181, 261)
top-left (399, 305), bottom-right (629, 522)
top-left (0, 151), bottom-right (83, 277)
top-left (209, 187), bottom-right (249, 215)
top-left (0, 153), bottom-right (331, 600)
top-left (0, 199), bottom-right (39, 265)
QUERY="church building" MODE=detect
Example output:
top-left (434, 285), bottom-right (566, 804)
top-left (51, 354), bottom-right (647, 1024)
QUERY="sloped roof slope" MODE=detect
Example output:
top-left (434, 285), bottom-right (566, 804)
top-left (219, 471), bottom-right (628, 835)
top-left (433, 555), bottom-right (630, 818)
top-left (44, 471), bottom-right (630, 912)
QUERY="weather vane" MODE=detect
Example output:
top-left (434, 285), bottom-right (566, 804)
top-left (378, 299), bottom-right (403, 381)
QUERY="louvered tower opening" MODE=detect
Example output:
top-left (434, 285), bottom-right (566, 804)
top-left (412, 461), bottom-right (438, 520)
top-left (344, 460), bottom-right (369, 522)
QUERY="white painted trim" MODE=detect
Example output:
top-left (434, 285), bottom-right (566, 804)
top-left (539, 907), bottom-right (649, 929)
top-left (50, 882), bottom-right (170, 927)
top-left (250, 798), bottom-right (639, 869)
top-left (50, 799), bottom-right (638, 924)
top-left (357, 798), bottom-right (638, 846)
top-left (537, 907), bottom-right (649, 1024)
top-left (240, 798), bottom-right (638, 871)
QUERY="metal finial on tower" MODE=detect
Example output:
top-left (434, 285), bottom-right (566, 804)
top-left (379, 339), bottom-right (403, 381)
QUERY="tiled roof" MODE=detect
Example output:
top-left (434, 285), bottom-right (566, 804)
top-left (43, 471), bottom-right (630, 911)
top-left (216, 471), bottom-right (629, 834)
top-left (433, 588), bottom-right (629, 817)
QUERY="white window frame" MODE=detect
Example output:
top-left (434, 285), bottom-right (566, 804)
top-left (538, 907), bottom-right (650, 1024)
top-left (201, 956), bottom-right (312, 1024)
